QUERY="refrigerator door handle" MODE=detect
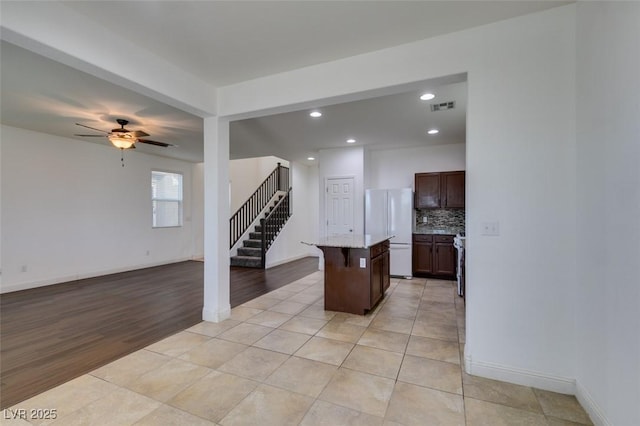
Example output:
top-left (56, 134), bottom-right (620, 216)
top-left (387, 194), bottom-right (392, 236)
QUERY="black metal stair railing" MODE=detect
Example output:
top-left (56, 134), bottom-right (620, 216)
top-left (260, 187), bottom-right (293, 268)
top-left (230, 163), bottom-right (289, 248)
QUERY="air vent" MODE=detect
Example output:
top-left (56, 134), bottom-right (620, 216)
top-left (430, 101), bottom-right (455, 111)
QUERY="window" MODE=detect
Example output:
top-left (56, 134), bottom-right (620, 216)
top-left (152, 171), bottom-right (183, 227)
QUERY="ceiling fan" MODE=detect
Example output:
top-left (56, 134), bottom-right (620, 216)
top-left (75, 119), bottom-right (175, 150)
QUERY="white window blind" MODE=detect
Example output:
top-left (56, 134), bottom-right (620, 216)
top-left (152, 171), bottom-right (183, 228)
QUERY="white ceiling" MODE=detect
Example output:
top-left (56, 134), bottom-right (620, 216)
top-left (0, 41), bottom-right (204, 162)
top-left (1, 1), bottom-right (569, 164)
top-left (231, 80), bottom-right (468, 164)
top-left (62, 1), bottom-right (570, 88)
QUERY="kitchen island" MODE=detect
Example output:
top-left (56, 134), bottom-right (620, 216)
top-left (306, 234), bottom-right (392, 315)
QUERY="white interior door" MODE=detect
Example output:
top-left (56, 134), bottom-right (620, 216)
top-left (326, 177), bottom-right (354, 236)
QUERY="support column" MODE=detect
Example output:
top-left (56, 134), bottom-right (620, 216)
top-left (202, 116), bottom-right (231, 322)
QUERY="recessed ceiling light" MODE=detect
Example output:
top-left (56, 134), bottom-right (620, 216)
top-left (309, 111), bottom-right (322, 118)
top-left (307, 157), bottom-right (315, 161)
top-left (346, 138), bottom-right (356, 144)
top-left (427, 129), bottom-right (439, 135)
top-left (420, 93), bottom-right (435, 101)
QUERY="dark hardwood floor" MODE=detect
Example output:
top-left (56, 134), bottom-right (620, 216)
top-left (0, 257), bottom-right (318, 409)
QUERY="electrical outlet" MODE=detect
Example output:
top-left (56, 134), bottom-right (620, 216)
top-left (422, 216), bottom-right (428, 223)
top-left (481, 222), bottom-right (500, 236)
top-left (359, 258), bottom-right (366, 268)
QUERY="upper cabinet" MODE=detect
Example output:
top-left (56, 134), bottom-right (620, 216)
top-left (414, 173), bottom-right (441, 208)
top-left (415, 171), bottom-right (465, 209)
top-left (441, 171), bottom-right (465, 208)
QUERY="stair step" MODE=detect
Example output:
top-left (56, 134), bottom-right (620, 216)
top-left (254, 225), bottom-right (262, 232)
top-left (238, 247), bottom-right (261, 257)
top-left (243, 239), bottom-right (262, 248)
top-left (230, 256), bottom-right (262, 268)
top-left (249, 232), bottom-right (262, 240)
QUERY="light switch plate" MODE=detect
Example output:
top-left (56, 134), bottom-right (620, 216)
top-left (359, 258), bottom-right (366, 268)
top-left (482, 222), bottom-right (500, 236)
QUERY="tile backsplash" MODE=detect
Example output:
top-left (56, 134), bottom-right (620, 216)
top-left (415, 208), bottom-right (465, 230)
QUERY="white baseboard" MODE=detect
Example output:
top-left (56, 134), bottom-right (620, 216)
top-left (0, 257), bottom-right (195, 294)
top-left (464, 354), bottom-right (576, 394)
top-left (575, 380), bottom-right (610, 426)
top-left (202, 304), bottom-right (231, 322)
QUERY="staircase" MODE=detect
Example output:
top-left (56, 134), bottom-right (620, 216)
top-left (231, 198), bottom-right (281, 268)
top-left (232, 224), bottom-right (264, 268)
top-left (230, 163), bottom-right (292, 269)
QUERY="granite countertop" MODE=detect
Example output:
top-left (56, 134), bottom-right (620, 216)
top-left (303, 234), bottom-right (393, 249)
top-left (413, 225), bottom-right (464, 236)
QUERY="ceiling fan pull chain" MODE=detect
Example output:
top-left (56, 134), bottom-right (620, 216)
top-left (121, 148), bottom-right (125, 167)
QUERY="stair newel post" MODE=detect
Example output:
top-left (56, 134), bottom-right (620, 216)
top-left (260, 218), bottom-right (266, 269)
top-left (276, 162), bottom-right (282, 191)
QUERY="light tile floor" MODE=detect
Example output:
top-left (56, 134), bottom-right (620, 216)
top-left (4, 273), bottom-right (593, 425)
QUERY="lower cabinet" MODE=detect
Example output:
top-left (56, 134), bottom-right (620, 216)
top-left (413, 235), bottom-right (434, 275)
top-left (412, 234), bottom-right (456, 278)
top-left (321, 239), bottom-right (390, 315)
top-left (371, 247), bottom-right (390, 306)
top-left (434, 239), bottom-right (456, 275)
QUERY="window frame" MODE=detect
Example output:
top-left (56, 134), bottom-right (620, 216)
top-left (151, 170), bottom-right (184, 229)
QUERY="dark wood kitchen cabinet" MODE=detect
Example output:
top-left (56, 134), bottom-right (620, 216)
top-left (320, 238), bottom-right (390, 315)
top-left (433, 236), bottom-right (456, 275)
top-left (413, 234), bottom-right (456, 278)
top-left (412, 234), bottom-right (434, 274)
top-left (414, 171), bottom-right (465, 209)
top-left (441, 171), bottom-right (465, 208)
top-left (371, 247), bottom-right (390, 306)
top-left (414, 173), bottom-right (441, 208)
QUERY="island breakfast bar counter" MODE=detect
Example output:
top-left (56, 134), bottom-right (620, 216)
top-left (304, 234), bottom-right (393, 315)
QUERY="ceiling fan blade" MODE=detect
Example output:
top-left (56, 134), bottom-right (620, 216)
top-left (75, 134), bottom-right (106, 137)
top-left (131, 130), bottom-right (149, 138)
top-left (137, 139), bottom-right (174, 148)
top-left (75, 123), bottom-right (108, 133)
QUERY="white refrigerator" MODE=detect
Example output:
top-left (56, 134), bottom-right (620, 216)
top-left (365, 188), bottom-right (413, 278)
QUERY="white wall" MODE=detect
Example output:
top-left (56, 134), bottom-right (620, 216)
top-left (192, 162), bottom-right (205, 259)
top-left (229, 156), bottom-right (288, 213)
top-left (229, 158), bottom-right (260, 214)
top-left (217, 3), bottom-right (578, 400)
top-left (0, 125), bottom-right (203, 293)
top-left (463, 8), bottom-right (577, 393)
top-left (318, 146), bottom-right (365, 237)
top-left (368, 143), bottom-right (466, 189)
top-left (266, 161), bottom-right (319, 267)
top-left (0, 133), bottom-right (3, 288)
top-left (575, 2), bottom-right (640, 426)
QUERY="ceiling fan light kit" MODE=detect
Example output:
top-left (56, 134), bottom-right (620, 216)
top-left (75, 118), bottom-right (174, 150)
top-left (75, 118), bottom-right (175, 167)
top-left (108, 133), bottom-right (136, 149)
